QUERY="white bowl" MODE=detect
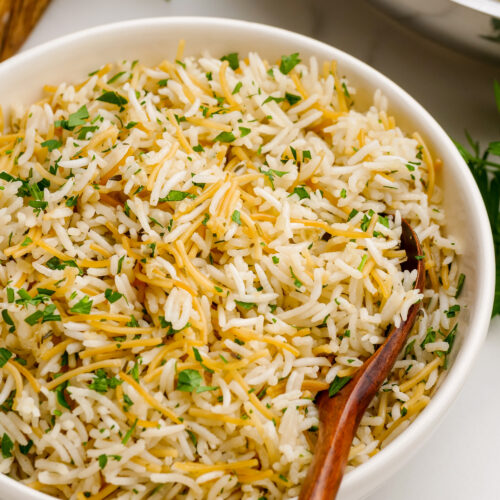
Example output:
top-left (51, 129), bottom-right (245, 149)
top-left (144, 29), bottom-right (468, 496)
top-left (0, 17), bottom-right (494, 500)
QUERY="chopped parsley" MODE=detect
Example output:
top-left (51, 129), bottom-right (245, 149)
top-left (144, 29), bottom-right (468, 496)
top-left (176, 369), bottom-right (217, 393)
top-left (97, 91), bottom-right (128, 107)
top-left (45, 256), bottom-right (79, 271)
top-left (445, 304), bottom-right (461, 318)
top-left (235, 300), bottom-right (257, 310)
top-left (41, 139), bottom-right (62, 152)
top-left (55, 105), bottom-right (89, 130)
top-left (285, 92), bottom-right (301, 105)
top-left (122, 418), bottom-right (138, 445)
top-left (262, 95), bottom-right (284, 105)
top-left (455, 273), bottom-right (466, 298)
top-left (65, 195), bottom-right (78, 207)
top-left (220, 52), bottom-right (239, 71)
top-left (1, 433), bottom-right (13, 458)
top-left (328, 375), bottom-right (352, 397)
top-left (104, 289), bottom-right (123, 304)
top-left (98, 454), bottom-right (108, 469)
top-left (289, 186), bottom-right (309, 200)
top-left (19, 439), bottom-right (33, 455)
top-left (231, 210), bottom-right (242, 225)
top-left (239, 126), bottom-right (251, 137)
top-left (0, 348), bottom-right (12, 368)
top-left (89, 368), bottom-right (122, 393)
top-left (347, 208), bottom-right (359, 221)
top-left (117, 255), bottom-right (125, 274)
top-left (290, 267), bottom-right (303, 288)
top-left (214, 131), bottom-right (236, 143)
top-left (279, 53), bottom-right (301, 75)
top-left (159, 317), bottom-right (191, 336)
top-left (232, 82), bottom-right (242, 94)
top-left (70, 296), bottom-right (93, 315)
top-left (420, 328), bottom-right (436, 349)
top-left (159, 190), bottom-right (193, 202)
top-left (108, 71), bottom-right (126, 84)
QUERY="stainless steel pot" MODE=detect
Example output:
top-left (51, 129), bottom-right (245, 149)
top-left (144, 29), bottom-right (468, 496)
top-left (370, 0), bottom-right (500, 61)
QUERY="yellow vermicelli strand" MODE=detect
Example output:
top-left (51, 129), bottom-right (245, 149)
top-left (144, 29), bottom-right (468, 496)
top-left (119, 371), bottom-right (181, 424)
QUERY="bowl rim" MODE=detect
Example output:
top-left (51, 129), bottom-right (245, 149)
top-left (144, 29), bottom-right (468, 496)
top-left (0, 15), bottom-right (495, 500)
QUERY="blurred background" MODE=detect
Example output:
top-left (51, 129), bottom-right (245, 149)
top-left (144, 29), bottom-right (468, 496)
top-left (2, 0), bottom-right (500, 498)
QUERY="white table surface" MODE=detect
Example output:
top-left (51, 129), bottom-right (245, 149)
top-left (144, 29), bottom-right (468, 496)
top-left (14, 0), bottom-right (500, 498)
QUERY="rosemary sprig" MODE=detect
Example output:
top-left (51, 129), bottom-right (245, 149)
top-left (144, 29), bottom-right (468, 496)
top-left (454, 81), bottom-right (500, 316)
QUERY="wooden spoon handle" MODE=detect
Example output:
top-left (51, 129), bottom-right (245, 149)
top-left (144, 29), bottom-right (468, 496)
top-left (299, 220), bottom-right (424, 500)
top-left (299, 301), bottom-right (421, 499)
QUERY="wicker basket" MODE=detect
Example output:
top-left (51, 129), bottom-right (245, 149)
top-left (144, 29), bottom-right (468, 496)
top-left (0, 0), bottom-right (51, 61)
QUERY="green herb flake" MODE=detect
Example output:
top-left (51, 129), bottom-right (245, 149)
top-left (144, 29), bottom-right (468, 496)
top-left (55, 105), bottom-right (88, 131)
top-left (232, 82), bottom-right (242, 94)
top-left (404, 339), bottom-right (416, 358)
top-left (176, 369), bottom-right (203, 392)
top-left (279, 53), bottom-right (301, 75)
top-left (220, 52), bottom-right (239, 71)
top-left (0, 348), bottom-right (12, 368)
top-left (214, 131), bottom-right (236, 143)
top-left (231, 210), bottom-right (242, 225)
top-left (77, 126), bottom-right (99, 140)
top-left (347, 208), bottom-right (359, 221)
top-left (108, 71), bottom-right (127, 84)
top-left (263, 95), bottom-right (285, 105)
top-left (420, 328), bottom-right (436, 349)
top-left (117, 255), bottom-right (125, 274)
top-left (445, 304), bottom-right (461, 318)
top-left (235, 300), bottom-right (256, 310)
top-left (105, 289), bottom-right (123, 304)
top-left (239, 127), bottom-right (251, 137)
top-left (24, 310), bottom-right (44, 326)
top-left (1, 433), bottom-right (13, 458)
top-left (65, 195), bottom-right (78, 207)
top-left (378, 215), bottom-right (390, 228)
top-left (328, 375), bottom-right (352, 397)
top-left (160, 190), bottom-right (193, 202)
top-left (455, 273), bottom-right (466, 298)
top-left (41, 139), bottom-right (62, 152)
top-left (193, 347), bottom-right (203, 362)
top-left (289, 186), bottom-right (309, 200)
top-left (122, 418), bottom-right (138, 445)
top-left (70, 296), bottom-right (93, 315)
top-left (90, 368), bottom-right (122, 393)
top-left (272, 256), bottom-right (279, 264)
top-left (98, 454), bottom-right (108, 469)
top-left (285, 92), bottom-right (301, 106)
top-left (290, 267), bottom-right (303, 288)
top-left (97, 91), bottom-right (128, 107)
top-left (19, 439), bottom-right (33, 455)
top-left (357, 254), bottom-right (368, 271)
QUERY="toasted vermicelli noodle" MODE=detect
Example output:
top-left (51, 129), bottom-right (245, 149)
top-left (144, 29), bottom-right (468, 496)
top-left (0, 45), bottom-right (463, 499)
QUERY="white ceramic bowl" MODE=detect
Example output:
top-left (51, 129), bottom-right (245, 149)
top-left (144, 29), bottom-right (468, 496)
top-left (0, 17), bottom-right (494, 500)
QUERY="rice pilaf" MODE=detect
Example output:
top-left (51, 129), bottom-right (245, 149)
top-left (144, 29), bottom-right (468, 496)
top-left (0, 43), bottom-right (464, 499)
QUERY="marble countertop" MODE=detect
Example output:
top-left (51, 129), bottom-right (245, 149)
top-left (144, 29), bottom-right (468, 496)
top-left (17, 1), bottom-right (500, 498)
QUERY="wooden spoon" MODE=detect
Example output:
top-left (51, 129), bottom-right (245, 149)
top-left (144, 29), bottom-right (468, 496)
top-left (299, 219), bottom-right (425, 500)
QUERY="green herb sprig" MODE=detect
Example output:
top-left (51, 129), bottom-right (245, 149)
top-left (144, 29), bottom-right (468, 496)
top-left (454, 81), bottom-right (500, 315)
